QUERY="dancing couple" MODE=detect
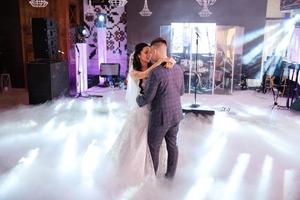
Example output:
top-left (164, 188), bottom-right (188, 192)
top-left (109, 37), bottom-right (184, 184)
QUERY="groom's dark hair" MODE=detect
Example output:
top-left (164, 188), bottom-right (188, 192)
top-left (150, 37), bottom-right (167, 47)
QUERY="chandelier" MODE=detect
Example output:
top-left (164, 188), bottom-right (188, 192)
top-left (29, 0), bottom-right (48, 8)
top-left (140, 0), bottom-right (152, 17)
top-left (108, 0), bottom-right (128, 7)
top-left (196, 0), bottom-right (217, 17)
top-left (85, 0), bottom-right (95, 22)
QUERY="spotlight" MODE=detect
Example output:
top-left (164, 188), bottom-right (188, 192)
top-left (75, 25), bottom-right (90, 43)
top-left (82, 29), bottom-right (88, 36)
top-left (98, 15), bottom-right (105, 22)
top-left (95, 13), bottom-right (106, 28)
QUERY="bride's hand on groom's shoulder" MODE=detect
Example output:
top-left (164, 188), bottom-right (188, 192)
top-left (153, 58), bottom-right (167, 68)
top-left (165, 57), bottom-right (176, 69)
top-left (153, 58), bottom-right (175, 69)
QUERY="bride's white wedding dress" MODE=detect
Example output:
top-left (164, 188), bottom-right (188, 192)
top-left (107, 59), bottom-right (167, 186)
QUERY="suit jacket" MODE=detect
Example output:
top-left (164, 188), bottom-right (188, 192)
top-left (136, 64), bottom-right (184, 127)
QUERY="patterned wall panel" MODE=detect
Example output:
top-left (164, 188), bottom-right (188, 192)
top-left (83, 1), bottom-right (128, 76)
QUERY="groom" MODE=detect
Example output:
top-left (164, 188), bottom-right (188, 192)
top-left (136, 37), bottom-right (184, 179)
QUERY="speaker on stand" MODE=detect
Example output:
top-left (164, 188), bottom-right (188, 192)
top-left (28, 18), bottom-right (69, 104)
top-left (32, 18), bottom-right (58, 60)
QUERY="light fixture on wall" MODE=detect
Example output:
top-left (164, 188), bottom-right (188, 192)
top-left (108, 0), bottom-right (128, 7)
top-left (140, 0), bottom-right (152, 17)
top-left (29, 0), bottom-right (48, 8)
top-left (196, 0), bottom-right (217, 17)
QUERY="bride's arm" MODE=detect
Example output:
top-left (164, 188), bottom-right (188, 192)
top-left (130, 61), bottom-right (161, 80)
top-left (130, 58), bottom-right (174, 80)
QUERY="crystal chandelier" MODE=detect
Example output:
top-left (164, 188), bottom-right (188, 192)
top-left (108, 0), bottom-right (128, 7)
top-left (85, 0), bottom-right (95, 22)
top-left (140, 0), bottom-right (152, 17)
top-left (29, 0), bottom-right (48, 8)
top-left (196, 0), bottom-right (217, 17)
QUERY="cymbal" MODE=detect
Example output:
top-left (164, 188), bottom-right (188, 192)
top-left (201, 54), bottom-right (214, 57)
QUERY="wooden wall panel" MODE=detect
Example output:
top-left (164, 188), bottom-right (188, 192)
top-left (0, 0), bottom-right (24, 88)
top-left (18, 0), bottom-right (82, 88)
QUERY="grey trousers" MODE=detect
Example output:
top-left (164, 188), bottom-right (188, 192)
top-left (148, 123), bottom-right (179, 178)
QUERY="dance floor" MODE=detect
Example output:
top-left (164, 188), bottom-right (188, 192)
top-left (0, 88), bottom-right (299, 200)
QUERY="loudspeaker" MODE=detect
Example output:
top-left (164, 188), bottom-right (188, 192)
top-left (32, 18), bottom-right (58, 60)
top-left (27, 61), bottom-right (69, 104)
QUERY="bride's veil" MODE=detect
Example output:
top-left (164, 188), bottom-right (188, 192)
top-left (125, 52), bottom-right (140, 109)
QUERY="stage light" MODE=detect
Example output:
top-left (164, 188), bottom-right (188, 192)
top-left (82, 29), bottom-right (88, 36)
top-left (98, 15), bottom-right (105, 22)
top-left (77, 26), bottom-right (88, 37)
top-left (75, 25), bottom-right (90, 43)
top-left (235, 24), bottom-right (280, 48)
top-left (95, 13), bottom-right (106, 28)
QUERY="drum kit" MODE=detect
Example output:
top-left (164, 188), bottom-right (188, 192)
top-left (180, 58), bottom-right (213, 91)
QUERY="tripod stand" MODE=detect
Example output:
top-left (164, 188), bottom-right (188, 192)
top-left (272, 85), bottom-right (287, 109)
top-left (258, 55), bottom-right (277, 93)
top-left (271, 66), bottom-right (288, 110)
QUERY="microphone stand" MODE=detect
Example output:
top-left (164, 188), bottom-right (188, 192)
top-left (182, 30), bottom-right (215, 116)
top-left (191, 32), bottom-right (200, 108)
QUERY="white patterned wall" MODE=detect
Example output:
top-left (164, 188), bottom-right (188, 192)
top-left (83, 1), bottom-right (128, 76)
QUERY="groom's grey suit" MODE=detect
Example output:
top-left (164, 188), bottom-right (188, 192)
top-left (136, 64), bottom-right (184, 178)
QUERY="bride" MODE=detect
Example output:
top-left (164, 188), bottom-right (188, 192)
top-left (108, 43), bottom-right (175, 185)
